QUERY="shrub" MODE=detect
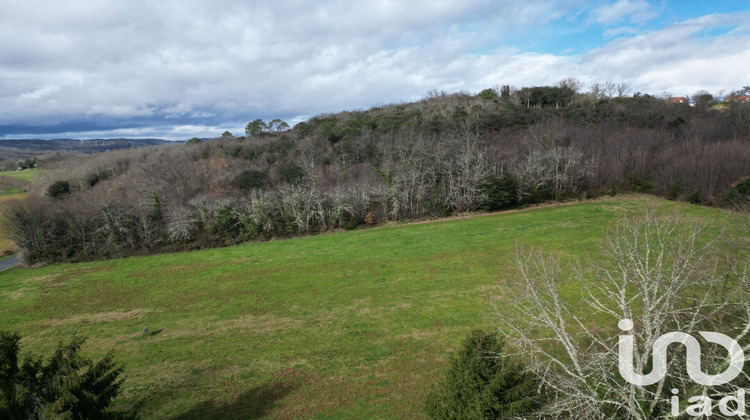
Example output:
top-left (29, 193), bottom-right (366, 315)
top-left (626, 173), bottom-right (652, 193)
top-left (424, 330), bottom-right (541, 419)
top-left (734, 178), bottom-right (750, 196)
top-left (728, 178), bottom-right (750, 209)
top-left (47, 180), bottom-right (71, 198)
top-left (201, 204), bottom-right (241, 236)
top-left (232, 170), bottom-right (267, 190)
top-left (585, 189), bottom-right (600, 199)
top-left (17, 158), bottom-right (36, 170)
top-left (481, 172), bottom-right (519, 211)
top-left (667, 180), bottom-right (681, 200)
top-left (689, 189), bottom-right (703, 204)
top-left (277, 161), bottom-right (304, 184)
top-left (521, 182), bottom-right (553, 205)
top-left (84, 172), bottom-right (100, 188)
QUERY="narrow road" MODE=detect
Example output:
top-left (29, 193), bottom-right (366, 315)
top-left (0, 255), bottom-right (19, 272)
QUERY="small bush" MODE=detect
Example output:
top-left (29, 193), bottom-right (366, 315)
top-left (734, 178), bottom-right (750, 196)
top-left (232, 169), bottom-right (267, 190)
top-left (277, 161), bottom-right (304, 184)
top-left (521, 182), bottom-right (553, 205)
top-left (585, 189), bottom-right (600, 199)
top-left (689, 189), bottom-right (703, 204)
top-left (627, 173), bottom-right (652, 193)
top-left (85, 172), bottom-right (100, 187)
top-left (47, 180), bottom-right (71, 198)
top-left (667, 181), bottom-right (681, 200)
top-left (481, 172), bottom-right (519, 211)
top-left (424, 330), bottom-right (541, 419)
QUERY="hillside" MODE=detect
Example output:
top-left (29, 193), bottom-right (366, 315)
top-left (1, 196), bottom-right (746, 418)
top-left (5, 89), bottom-right (750, 265)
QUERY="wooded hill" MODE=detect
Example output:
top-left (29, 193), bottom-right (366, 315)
top-left (5, 87), bottom-right (750, 263)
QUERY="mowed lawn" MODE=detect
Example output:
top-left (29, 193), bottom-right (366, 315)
top-left (0, 196), bottom-right (745, 418)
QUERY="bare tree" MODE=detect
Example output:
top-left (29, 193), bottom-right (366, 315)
top-left (166, 205), bottom-right (199, 242)
top-left (298, 137), bottom-right (328, 188)
top-left (2, 198), bottom-right (57, 263)
top-left (603, 81), bottom-right (617, 101)
top-left (616, 82), bottom-right (632, 98)
top-left (548, 146), bottom-right (592, 198)
top-left (496, 205), bottom-right (750, 419)
top-left (589, 83), bottom-right (605, 102)
top-left (443, 139), bottom-right (490, 213)
top-left (514, 145), bottom-right (592, 200)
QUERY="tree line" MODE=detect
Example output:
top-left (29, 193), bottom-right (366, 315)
top-left (4, 82), bottom-right (750, 263)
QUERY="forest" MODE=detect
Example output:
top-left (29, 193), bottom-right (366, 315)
top-left (4, 83), bottom-right (750, 263)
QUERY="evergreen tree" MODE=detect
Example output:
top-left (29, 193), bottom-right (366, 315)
top-left (425, 330), bottom-right (541, 419)
top-left (481, 172), bottom-right (519, 211)
top-left (0, 332), bottom-right (124, 419)
top-left (245, 119), bottom-right (268, 137)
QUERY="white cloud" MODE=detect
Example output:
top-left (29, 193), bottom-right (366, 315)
top-left (0, 1), bottom-right (748, 138)
top-left (578, 12), bottom-right (750, 94)
top-left (603, 26), bottom-right (642, 37)
top-left (589, 0), bottom-right (657, 25)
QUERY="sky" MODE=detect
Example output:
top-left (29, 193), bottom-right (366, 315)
top-left (1, 0), bottom-right (749, 140)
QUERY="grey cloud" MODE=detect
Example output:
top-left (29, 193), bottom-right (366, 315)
top-left (0, 1), bottom-right (748, 139)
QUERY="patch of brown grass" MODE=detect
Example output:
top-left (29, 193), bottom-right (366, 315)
top-left (39, 308), bottom-right (152, 327)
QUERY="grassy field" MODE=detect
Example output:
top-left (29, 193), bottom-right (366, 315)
top-left (1, 168), bottom-right (39, 182)
top-left (0, 196), bottom-right (746, 418)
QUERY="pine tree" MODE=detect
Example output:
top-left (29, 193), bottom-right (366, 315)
top-left (0, 331), bottom-right (124, 419)
top-left (425, 330), bottom-right (541, 419)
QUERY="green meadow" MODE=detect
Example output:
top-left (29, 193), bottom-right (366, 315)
top-left (1, 168), bottom-right (39, 182)
top-left (0, 196), bottom-right (746, 418)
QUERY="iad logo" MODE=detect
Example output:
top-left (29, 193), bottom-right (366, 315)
top-left (618, 319), bottom-right (747, 417)
top-left (617, 319), bottom-right (744, 386)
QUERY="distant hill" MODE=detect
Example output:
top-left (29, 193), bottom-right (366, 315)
top-left (0, 138), bottom-right (174, 154)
